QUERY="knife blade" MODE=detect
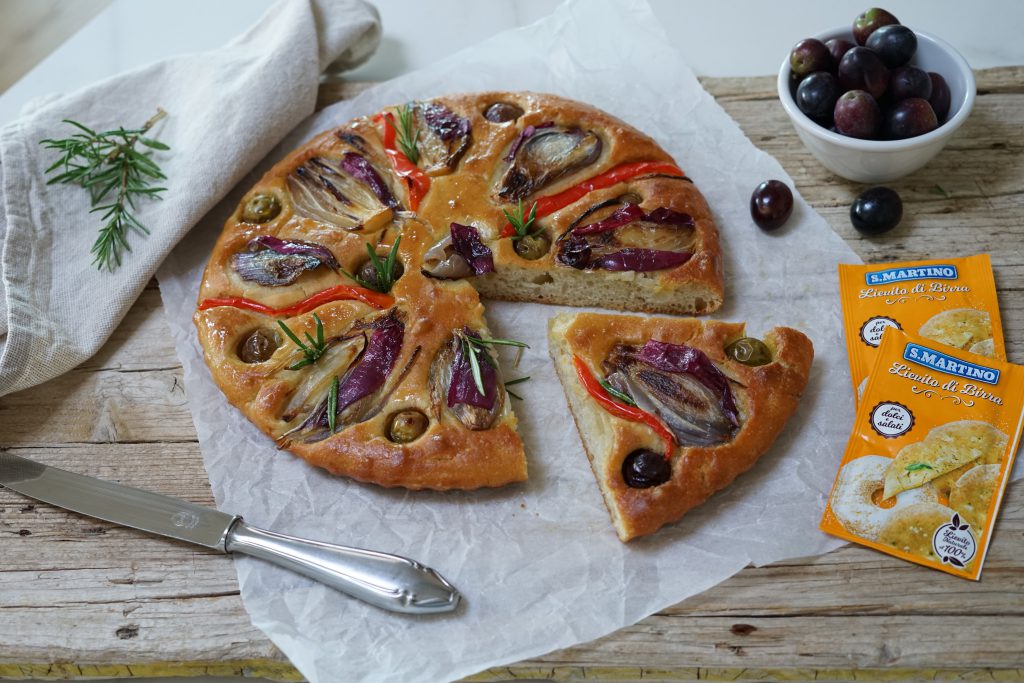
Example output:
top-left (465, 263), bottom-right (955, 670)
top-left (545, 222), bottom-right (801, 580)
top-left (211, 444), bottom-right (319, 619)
top-left (0, 452), bottom-right (460, 614)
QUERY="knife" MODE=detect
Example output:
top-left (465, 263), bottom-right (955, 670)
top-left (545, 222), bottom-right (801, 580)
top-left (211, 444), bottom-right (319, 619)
top-left (0, 452), bottom-right (460, 615)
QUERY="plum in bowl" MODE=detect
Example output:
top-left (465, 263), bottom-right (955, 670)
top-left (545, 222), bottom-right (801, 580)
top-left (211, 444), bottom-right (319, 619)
top-left (778, 26), bottom-right (975, 183)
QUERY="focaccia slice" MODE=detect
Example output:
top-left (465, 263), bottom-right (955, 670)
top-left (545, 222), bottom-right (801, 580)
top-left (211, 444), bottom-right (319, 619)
top-left (196, 218), bottom-right (527, 490)
top-left (548, 312), bottom-right (813, 541)
top-left (882, 420), bottom-right (1007, 499)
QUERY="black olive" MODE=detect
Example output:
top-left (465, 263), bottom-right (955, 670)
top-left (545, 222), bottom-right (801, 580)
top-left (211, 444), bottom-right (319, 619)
top-left (387, 410), bottom-right (429, 443)
top-left (622, 449), bottom-right (671, 488)
top-left (850, 186), bottom-right (903, 235)
top-left (241, 193), bottom-right (282, 224)
top-left (725, 337), bottom-right (772, 366)
top-left (513, 232), bottom-right (551, 261)
top-left (483, 102), bottom-right (524, 123)
top-left (356, 255), bottom-right (404, 291)
top-left (237, 329), bottom-right (280, 363)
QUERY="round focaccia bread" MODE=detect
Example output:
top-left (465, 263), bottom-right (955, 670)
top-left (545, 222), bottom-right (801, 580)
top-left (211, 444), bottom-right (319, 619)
top-left (877, 502), bottom-right (958, 564)
top-left (918, 308), bottom-right (994, 356)
top-left (830, 455), bottom-right (939, 541)
top-left (196, 92), bottom-right (724, 489)
top-left (547, 312), bottom-right (813, 541)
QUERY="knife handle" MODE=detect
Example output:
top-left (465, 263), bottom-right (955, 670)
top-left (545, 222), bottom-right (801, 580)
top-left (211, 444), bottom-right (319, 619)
top-left (224, 520), bottom-right (461, 614)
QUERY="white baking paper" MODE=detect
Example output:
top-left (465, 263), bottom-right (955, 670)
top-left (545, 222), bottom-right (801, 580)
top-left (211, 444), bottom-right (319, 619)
top-left (158, 0), bottom-right (861, 680)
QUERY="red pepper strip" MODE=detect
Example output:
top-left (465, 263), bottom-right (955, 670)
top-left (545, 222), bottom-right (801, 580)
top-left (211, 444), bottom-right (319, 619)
top-left (572, 355), bottom-right (675, 458)
top-left (500, 161), bottom-right (686, 238)
top-left (374, 112), bottom-right (430, 211)
top-left (198, 285), bottom-right (394, 317)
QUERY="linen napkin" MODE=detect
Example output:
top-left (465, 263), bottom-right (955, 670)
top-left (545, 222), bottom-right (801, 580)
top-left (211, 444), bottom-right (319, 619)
top-left (0, 0), bottom-right (380, 397)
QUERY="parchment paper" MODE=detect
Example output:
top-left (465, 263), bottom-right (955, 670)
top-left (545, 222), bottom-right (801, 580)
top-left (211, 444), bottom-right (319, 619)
top-left (158, 0), bottom-right (861, 680)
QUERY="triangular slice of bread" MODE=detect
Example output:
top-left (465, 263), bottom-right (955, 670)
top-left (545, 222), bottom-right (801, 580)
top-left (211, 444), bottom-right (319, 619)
top-left (548, 312), bottom-right (813, 541)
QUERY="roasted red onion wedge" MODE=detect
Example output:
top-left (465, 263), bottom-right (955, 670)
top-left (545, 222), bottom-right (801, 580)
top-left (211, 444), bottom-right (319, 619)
top-left (415, 102), bottom-right (471, 175)
top-left (449, 223), bottom-right (494, 275)
top-left (431, 329), bottom-right (503, 431)
top-left (589, 249), bottom-right (692, 272)
top-left (497, 125), bottom-right (602, 201)
top-left (556, 203), bottom-right (695, 272)
top-left (280, 311), bottom-right (406, 443)
top-left (232, 237), bottom-right (340, 287)
top-left (420, 234), bottom-right (474, 280)
top-left (421, 224), bottom-right (494, 279)
top-left (604, 341), bottom-right (740, 447)
top-left (287, 155), bottom-right (396, 232)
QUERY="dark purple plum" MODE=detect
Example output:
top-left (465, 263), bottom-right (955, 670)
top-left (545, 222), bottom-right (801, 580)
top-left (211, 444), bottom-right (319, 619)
top-left (885, 98), bottom-right (938, 139)
top-left (928, 72), bottom-right (952, 122)
top-left (889, 66), bottom-right (932, 101)
top-left (790, 39), bottom-right (834, 79)
top-left (750, 180), bottom-right (794, 231)
top-left (850, 187), bottom-right (903, 235)
top-left (825, 38), bottom-right (856, 65)
top-left (838, 47), bottom-right (889, 99)
top-left (853, 7), bottom-right (900, 45)
top-left (865, 24), bottom-right (917, 67)
top-left (834, 90), bottom-right (882, 139)
top-left (796, 71), bottom-right (841, 123)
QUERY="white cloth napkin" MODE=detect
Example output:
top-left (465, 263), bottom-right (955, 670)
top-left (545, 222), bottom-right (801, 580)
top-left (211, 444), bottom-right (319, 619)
top-left (0, 0), bottom-right (380, 397)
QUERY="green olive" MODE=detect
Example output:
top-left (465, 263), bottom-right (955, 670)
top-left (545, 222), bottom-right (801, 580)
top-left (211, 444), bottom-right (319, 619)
top-left (357, 256), bottom-right (404, 290)
top-left (513, 232), bottom-right (551, 261)
top-left (241, 193), bottom-right (282, 224)
top-left (238, 328), bottom-right (280, 363)
top-left (387, 410), bottom-right (429, 443)
top-left (483, 102), bottom-right (524, 123)
top-left (725, 337), bottom-right (772, 366)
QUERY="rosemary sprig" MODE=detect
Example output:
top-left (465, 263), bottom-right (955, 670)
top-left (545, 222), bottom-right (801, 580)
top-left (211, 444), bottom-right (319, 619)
top-left (459, 332), bottom-right (530, 397)
top-left (340, 237), bottom-right (402, 294)
top-left (504, 376), bottom-right (531, 401)
top-left (502, 199), bottom-right (540, 241)
top-left (906, 462), bottom-right (934, 472)
top-left (326, 377), bottom-right (339, 434)
top-left (394, 103), bottom-right (420, 165)
top-left (599, 378), bottom-right (637, 406)
top-left (277, 313), bottom-right (327, 370)
top-left (39, 108), bottom-right (169, 272)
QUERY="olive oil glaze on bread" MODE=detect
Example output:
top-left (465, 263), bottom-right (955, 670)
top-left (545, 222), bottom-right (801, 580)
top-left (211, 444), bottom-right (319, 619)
top-left (195, 92), bottom-right (725, 490)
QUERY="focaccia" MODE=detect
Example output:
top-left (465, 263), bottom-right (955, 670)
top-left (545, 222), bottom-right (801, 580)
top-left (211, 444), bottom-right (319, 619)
top-left (548, 312), bottom-right (813, 541)
top-left (195, 92), bottom-right (724, 489)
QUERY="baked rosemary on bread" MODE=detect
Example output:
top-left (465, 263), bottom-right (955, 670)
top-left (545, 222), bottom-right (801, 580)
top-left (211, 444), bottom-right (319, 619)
top-left (548, 312), bottom-right (813, 540)
top-left (195, 92), bottom-right (725, 489)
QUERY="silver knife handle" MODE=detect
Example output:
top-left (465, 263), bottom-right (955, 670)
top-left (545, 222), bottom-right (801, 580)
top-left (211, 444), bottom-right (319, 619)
top-left (224, 520), bottom-right (460, 614)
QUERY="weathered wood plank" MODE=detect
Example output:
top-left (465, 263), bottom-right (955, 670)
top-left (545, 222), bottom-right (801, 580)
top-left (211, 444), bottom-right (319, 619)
top-left (1, 69), bottom-right (1024, 680)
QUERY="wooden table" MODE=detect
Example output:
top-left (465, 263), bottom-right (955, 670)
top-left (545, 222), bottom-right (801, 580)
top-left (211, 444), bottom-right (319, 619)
top-left (2, 69), bottom-right (1023, 681)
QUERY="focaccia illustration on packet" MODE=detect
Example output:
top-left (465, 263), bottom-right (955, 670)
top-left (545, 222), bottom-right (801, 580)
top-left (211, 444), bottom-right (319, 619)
top-left (838, 255), bottom-right (1005, 405)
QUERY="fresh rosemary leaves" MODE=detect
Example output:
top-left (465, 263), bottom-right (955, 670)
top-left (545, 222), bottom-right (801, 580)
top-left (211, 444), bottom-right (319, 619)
top-left (503, 199), bottom-right (540, 241)
top-left (394, 104), bottom-right (420, 165)
top-left (327, 377), bottom-right (339, 434)
top-left (278, 313), bottom-right (327, 370)
top-left (459, 332), bottom-right (530, 398)
top-left (504, 376), bottom-right (531, 401)
top-left (341, 237), bottom-right (402, 293)
top-left (39, 108), bottom-right (170, 272)
top-left (599, 378), bottom-right (637, 406)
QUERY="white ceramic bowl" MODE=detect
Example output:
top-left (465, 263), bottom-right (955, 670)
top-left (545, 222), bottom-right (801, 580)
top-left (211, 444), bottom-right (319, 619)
top-left (777, 27), bottom-right (975, 183)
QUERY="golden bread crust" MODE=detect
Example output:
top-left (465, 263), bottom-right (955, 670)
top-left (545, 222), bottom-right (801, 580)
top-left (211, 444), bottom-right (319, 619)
top-left (196, 92), bottom-right (726, 490)
top-left (548, 312), bottom-right (813, 540)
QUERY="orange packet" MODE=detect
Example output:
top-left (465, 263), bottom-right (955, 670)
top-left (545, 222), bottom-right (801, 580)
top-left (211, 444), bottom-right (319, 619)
top-left (821, 328), bottom-right (1024, 580)
top-left (839, 255), bottom-right (1005, 403)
